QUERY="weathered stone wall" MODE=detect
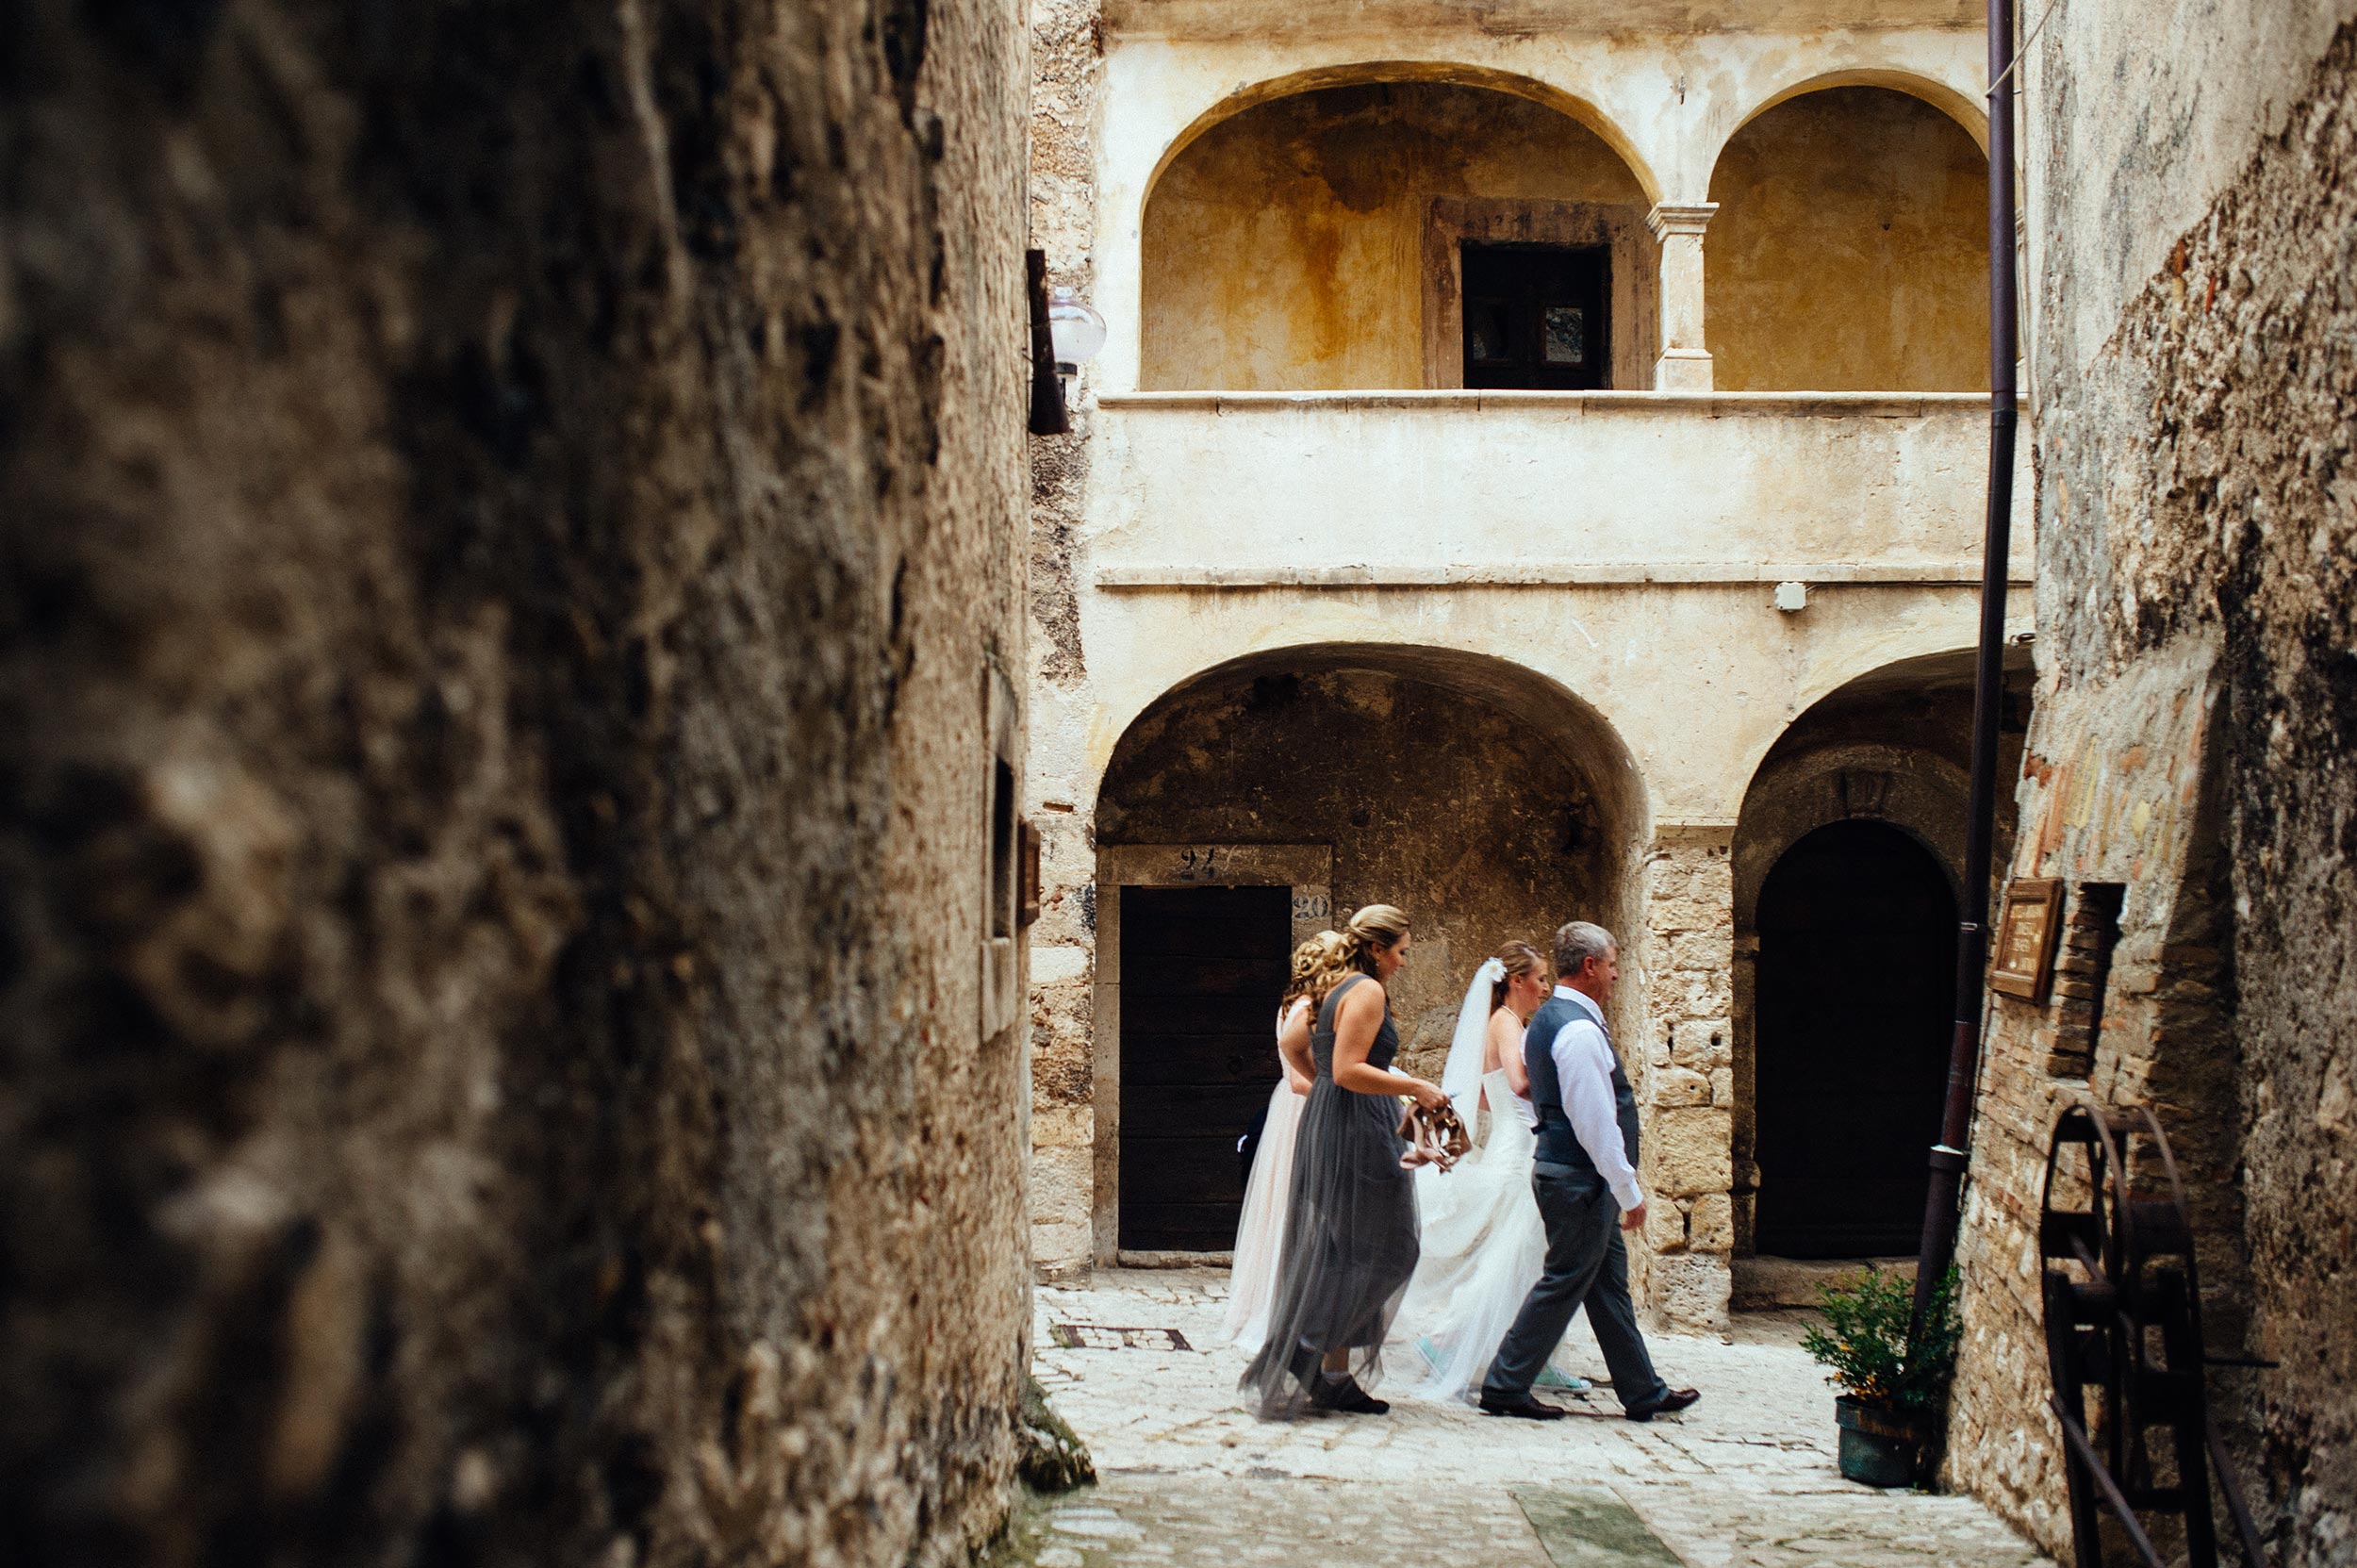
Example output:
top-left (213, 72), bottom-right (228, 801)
top-left (1706, 86), bottom-right (1988, 393)
top-left (1026, 0), bottom-right (1108, 1277)
top-left (1633, 829), bottom-right (1737, 1328)
top-left (1946, 9), bottom-right (2357, 1560)
top-left (0, 2), bottom-right (1030, 1563)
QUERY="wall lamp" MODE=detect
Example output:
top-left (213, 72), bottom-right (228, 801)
top-left (1026, 250), bottom-right (1105, 436)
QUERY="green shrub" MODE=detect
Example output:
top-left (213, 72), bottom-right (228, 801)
top-left (1800, 1264), bottom-right (1961, 1414)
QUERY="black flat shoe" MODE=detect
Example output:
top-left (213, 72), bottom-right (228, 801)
top-left (1478, 1393), bottom-right (1568, 1421)
top-left (1624, 1387), bottom-right (1701, 1423)
top-left (1312, 1375), bottom-right (1391, 1415)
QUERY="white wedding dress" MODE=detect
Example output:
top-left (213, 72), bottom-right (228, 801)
top-left (1220, 999), bottom-right (1310, 1354)
top-left (1388, 966), bottom-right (1592, 1401)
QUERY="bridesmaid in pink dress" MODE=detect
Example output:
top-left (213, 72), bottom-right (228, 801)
top-left (1222, 931), bottom-right (1351, 1352)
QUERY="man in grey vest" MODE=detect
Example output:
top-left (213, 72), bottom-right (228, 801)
top-left (1478, 921), bottom-right (1702, 1422)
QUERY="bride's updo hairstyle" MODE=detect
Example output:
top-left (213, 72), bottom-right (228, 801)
top-left (1340, 903), bottom-right (1412, 978)
top-left (1281, 930), bottom-right (1352, 1011)
top-left (1489, 940), bottom-right (1546, 1012)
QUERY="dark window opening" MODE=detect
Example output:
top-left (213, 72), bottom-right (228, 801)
top-left (2046, 883), bottom-right (2125, 1079)
top-left (1461, 242), bottom-right (1611, 389)
top-left (990, 758), bottom-right (1016, 939)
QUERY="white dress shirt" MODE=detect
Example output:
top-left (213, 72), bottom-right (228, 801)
top-left (1547, 984), bottom-right (1645, 1213)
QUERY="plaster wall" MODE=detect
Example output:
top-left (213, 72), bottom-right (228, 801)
top-left (2021, 0), bottom-right (2357, 388)
top-left (1707, 87), bottom-right (1988, 391)
top-left (1141, 83), bottom-right (1648, 390)
top-left (1945, 8), bottom-right (2357, 1561)
top-left (0, 1), bottom-right (1032, 1562)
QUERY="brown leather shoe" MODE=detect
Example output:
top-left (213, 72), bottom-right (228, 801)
top-left (1478, 1393), bottom-right (1568, 1421)
top-left (1624, 1387), bottom-right (1700, 1422)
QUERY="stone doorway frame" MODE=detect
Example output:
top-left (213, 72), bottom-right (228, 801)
top-left (1420, 196), bottom-right (1660, 393)
top-left (1094, 843), bottom-right (1333, 1266)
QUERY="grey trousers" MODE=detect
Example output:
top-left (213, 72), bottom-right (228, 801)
top-left (1480, 1163), bottom-right (1670, 1412)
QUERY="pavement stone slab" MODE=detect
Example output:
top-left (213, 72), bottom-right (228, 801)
top-left (1003, 1269), bottom-right (2052, 1568)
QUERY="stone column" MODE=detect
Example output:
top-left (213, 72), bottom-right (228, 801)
top-left (1634, 821), bottom-right (1736, 1330)
top-left (1646, 203), bottom-right (1719, 391)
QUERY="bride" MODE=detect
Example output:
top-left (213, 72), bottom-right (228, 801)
top-left (1389, 941), bottom-right (1594, 1400)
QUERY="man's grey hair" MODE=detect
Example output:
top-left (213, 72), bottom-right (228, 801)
top-left (1554, 920), bottom-right (1618, 977)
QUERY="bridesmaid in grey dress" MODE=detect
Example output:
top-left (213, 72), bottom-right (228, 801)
top-left (1241, 904), bottom-right (1449, 1417)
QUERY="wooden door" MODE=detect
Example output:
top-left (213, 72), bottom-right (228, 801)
top-left (1118, 884), bottom-right (1293, 1252)
top-left (1755, 820), bottom-right (1956, 1259)
top-left (1461, 242), bottom-right (1611, 390)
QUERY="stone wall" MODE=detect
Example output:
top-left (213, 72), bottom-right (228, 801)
top-left (0, 2), bottom-right (1031, 1564)
top-left (1634, 829), bottom-right (1737, 1329)
top-left (1025, 0), bottom-right (1108, 1278)
top-left (1944, 9), bottom-right (2357, 1560)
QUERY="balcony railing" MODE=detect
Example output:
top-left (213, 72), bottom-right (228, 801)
top-left (1084, 390), bottom-right (2032, 588)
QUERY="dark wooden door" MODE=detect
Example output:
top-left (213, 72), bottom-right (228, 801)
top-left (1755, 820), bottom-right (1956, 1259)
top-left (1461, 242), bottom-right (1611, 389)
top-left (1118, 884), bottom-right (1293, 1252)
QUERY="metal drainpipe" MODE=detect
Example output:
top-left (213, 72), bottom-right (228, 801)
top-left (1913, 0), bottom-right (2020, 1333)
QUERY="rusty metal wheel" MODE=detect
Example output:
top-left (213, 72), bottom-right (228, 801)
top-left (2038, 1103), bottom-right (2268, 1568)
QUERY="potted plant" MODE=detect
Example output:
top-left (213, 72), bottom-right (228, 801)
top-left (1801, 1264), bottom-right (1962, 1488)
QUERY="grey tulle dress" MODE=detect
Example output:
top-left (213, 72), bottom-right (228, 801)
top-left (1238, 972), bottom-right (1421, 1417)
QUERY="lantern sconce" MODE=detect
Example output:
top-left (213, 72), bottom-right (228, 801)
top-left (1047, 287), bottom-right (1108, 383)
top-left (1026, 249), bottom-right (1106, 437)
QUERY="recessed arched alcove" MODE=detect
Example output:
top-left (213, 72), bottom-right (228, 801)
top-left (1706, 84), bottom-right (1989, 391)
top-left (1730, 646), bottom-right (2034, 1265)
top-left (1088, 642), bottom-right (1643, 1258)
top-left (1142, 79), bottom-right (1656, 391)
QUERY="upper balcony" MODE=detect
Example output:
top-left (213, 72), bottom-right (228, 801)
top-left (1069, 50), bottom-right (2027, 582)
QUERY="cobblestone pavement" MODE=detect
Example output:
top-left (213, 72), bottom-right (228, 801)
top-left (997, 1269), bottom-right (2051, 1568)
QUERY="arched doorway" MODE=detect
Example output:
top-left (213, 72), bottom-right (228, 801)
top-left (1090, 644), bottom-right (1642, 1262)
top-left (1754, 819), bottom-right (1955, 1258)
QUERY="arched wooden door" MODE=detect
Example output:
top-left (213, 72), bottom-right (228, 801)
top-left (1755, 820), bottom-right (1956, 1259)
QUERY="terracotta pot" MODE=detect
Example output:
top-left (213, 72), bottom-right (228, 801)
top-left (1834, 1395), bottom-right (1924, 1488)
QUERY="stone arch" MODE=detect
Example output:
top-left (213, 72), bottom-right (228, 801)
top-left (1727, 647), bottom-right (2033, 1268)
top-left (1140, 69), bottom-right (1661, 390)
top-left (1705, 77), bottom-right (1990, 392)
top-left (1717, 68), bottom-right (1989, 158)
top-left (1084, 641), bottom-right (1646, 1262)
top-left (1147, 62), bottom-right (1661, 207)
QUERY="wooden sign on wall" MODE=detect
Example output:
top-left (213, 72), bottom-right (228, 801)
top-left (1991, 877), bottom-right (2066, 1002)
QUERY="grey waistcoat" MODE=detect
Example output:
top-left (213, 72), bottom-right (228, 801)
top-left (1525, 994), bottom-right (1640, 1178)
